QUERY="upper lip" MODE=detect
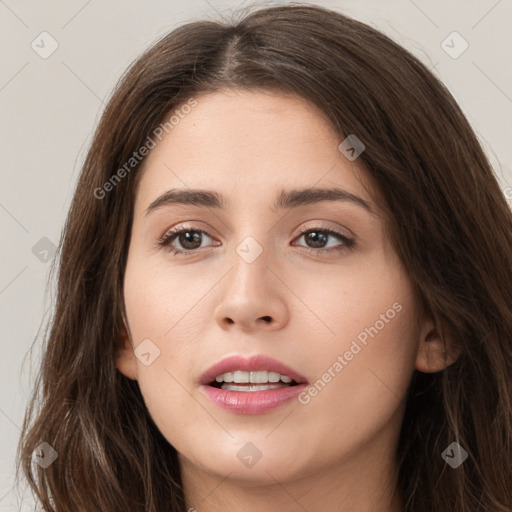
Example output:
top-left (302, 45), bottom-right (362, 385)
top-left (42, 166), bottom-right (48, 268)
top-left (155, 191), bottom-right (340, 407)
top-left (199, 354), bottom-right (308, 385)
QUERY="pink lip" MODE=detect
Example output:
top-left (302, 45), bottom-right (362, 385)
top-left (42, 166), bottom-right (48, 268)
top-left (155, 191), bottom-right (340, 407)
top-left (199, 354), bottom-right (309, 415)
top-left (201, 383), bottom-right (308, 414)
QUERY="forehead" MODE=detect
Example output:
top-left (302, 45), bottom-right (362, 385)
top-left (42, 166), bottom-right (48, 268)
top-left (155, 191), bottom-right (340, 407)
top-left (133, 89), bottom-right (373, 211)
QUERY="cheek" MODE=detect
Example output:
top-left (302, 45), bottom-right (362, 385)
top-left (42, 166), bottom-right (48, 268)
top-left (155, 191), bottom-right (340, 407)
top-left (122, 254), bottom-right (217, 434)
top-left (289, 250), bottom-right (415, 358)
top-left (295, 293), bottom-right (417, 453)
top-left (295, 306), bottom-right (416, 464)
top-left (289, 255), bottom-right (418, 428)
top-left (123, 253), bottom-right (205, 343)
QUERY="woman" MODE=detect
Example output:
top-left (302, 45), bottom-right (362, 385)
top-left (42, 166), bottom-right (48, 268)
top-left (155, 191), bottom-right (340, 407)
top-left (17, 4), bottom-right (512, 511)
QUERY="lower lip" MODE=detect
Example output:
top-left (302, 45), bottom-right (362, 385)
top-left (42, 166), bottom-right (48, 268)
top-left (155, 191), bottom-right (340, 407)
top-left (201, 383), bottom-right (308, 414)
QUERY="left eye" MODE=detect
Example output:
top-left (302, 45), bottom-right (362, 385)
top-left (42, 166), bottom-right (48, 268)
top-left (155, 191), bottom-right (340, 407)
top-left (158, 226), bottom-right (354, 256)
top-left (158, 228), bottom-right (216, 254)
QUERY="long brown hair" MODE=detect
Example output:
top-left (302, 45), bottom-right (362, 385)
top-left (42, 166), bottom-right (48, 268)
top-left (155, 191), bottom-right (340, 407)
top-left (17, 4), bottom-right (512, 511)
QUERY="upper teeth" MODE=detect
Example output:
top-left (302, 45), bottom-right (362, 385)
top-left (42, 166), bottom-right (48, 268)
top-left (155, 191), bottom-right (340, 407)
top-left (215, 371), bottom-right (293, 384)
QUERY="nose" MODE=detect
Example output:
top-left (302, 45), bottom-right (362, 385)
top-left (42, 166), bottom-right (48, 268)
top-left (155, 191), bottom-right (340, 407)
top-left (213, 243), bottom-right (289, 333)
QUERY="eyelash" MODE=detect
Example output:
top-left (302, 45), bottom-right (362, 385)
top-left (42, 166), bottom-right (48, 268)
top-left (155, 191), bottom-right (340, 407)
top-left (157, 224), bottom-right (355, 257)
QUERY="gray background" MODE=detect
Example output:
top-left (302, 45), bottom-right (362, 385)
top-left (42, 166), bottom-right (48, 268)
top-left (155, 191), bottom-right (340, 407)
top-left (1, 0), bottom-right (511, 509)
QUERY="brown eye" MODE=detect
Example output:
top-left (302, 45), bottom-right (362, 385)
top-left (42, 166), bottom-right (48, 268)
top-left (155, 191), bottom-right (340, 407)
top-left (294, 228), bottom-right (354, 253)
top-left (159, 227), bottom-right (217, 255)
top-left (172, 230), bottom-right (203, 250)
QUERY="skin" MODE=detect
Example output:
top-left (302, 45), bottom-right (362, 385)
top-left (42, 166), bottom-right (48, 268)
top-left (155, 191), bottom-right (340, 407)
top-left (116, 89), bottom-right (456, 512)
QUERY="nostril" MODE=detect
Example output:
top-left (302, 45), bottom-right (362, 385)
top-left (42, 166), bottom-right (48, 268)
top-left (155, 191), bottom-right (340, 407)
top-left (261, 316), bottom-right (272, 323)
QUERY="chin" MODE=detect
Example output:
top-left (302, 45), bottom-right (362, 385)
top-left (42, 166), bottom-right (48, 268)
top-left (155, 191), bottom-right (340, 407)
top-left (181, 444), bottom-right (309, 485)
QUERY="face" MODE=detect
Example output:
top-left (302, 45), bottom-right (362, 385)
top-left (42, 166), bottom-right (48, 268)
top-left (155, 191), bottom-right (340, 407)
top-left (117, 89), bottom-right (430, 488)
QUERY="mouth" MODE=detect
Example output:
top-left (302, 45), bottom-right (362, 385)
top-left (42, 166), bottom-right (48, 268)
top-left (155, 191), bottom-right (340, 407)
top-left (200, 353), bottom-right (308, 389)
top-left (199, 354), bottom-right (308, 414)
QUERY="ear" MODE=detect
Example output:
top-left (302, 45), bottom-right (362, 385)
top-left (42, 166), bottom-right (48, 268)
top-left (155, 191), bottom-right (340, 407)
top-left (115, 324), bottom-right (138, 380)
top-left (415, 319), bottom-right (460, 373)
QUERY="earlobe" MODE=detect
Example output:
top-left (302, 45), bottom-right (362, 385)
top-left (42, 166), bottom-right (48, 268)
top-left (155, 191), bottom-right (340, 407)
top-left (415, 323), bottom-right (460, 373)
top-left (115, 325), bottom-right (138, 380)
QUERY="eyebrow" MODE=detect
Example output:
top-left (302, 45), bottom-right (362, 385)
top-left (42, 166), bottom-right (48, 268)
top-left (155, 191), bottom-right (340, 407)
top-left (144, 186), bottom-right (374, 216)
